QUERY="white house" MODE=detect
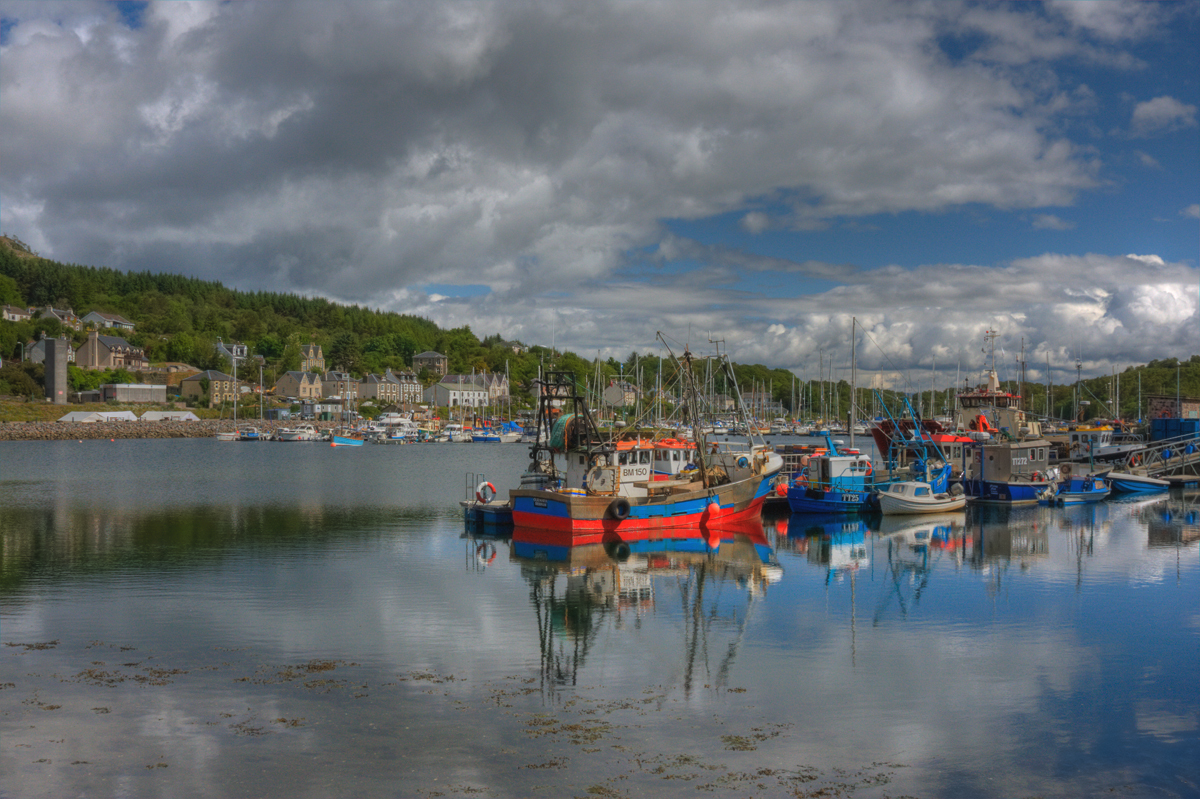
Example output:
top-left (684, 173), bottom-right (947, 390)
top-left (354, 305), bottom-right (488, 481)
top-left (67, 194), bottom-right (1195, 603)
top-left (423, 381), bottom-right (489, 408)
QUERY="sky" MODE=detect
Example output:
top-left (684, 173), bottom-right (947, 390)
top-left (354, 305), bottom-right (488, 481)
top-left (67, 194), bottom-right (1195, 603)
top-left (1, 0), bottom-right (1197, 389)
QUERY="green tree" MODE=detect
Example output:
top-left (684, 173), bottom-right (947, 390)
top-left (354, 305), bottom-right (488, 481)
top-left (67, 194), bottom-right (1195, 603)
top-left (279, 340), bottom-right (302, 373)
top-left (0, 273), bottom-right (22, 305)
top-left (327, 331), bottom-right (362, 374)
top-left (0, 362), bottom-right (39, 397)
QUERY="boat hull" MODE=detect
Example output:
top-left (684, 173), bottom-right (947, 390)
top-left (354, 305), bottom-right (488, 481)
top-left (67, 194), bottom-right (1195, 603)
top-left (786, 486), bottom-right (876, 514)
top-left (960, 479), bottom-right (1046, 505)
top-left (1039, 476), bottom-right (1110, 506)
top-left (878, 494), bottom-right (967, 515)
top-left (509, 473), bottom-right (773, 550)
top-left (1107, 472), bottom-right (1169, 494)
top-left (330, 435), bottom-right (364, 447)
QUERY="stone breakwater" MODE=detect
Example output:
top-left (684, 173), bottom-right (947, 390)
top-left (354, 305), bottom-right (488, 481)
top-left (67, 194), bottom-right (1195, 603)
top-left (0, 420), bottom-right (337, 442)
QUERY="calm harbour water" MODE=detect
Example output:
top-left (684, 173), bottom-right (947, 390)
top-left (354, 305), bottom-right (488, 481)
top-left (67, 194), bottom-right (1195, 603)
top-left (1, 438), bottom-right (1197, 799)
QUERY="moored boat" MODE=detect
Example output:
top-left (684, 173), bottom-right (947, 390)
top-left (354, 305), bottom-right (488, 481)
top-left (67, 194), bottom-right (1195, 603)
top-left (1037, 467), bottom-right (1110, 506)
top-left (877, 479), bottom-right (967, 515)
top-left (960, 438), bottom-right (1054, 505)
top-left (330, 427), bottom-right (365, 447)
top-left (237, 425), bottom-right (263, 442)
top-left (275, 424), bottom-right (320, 442)
top-left (785, 436), bottom-right (878, 514)
top-left (1105, 471), bottom-right (1169, 494)
top-left (507, 353), bottom-right (782, 550)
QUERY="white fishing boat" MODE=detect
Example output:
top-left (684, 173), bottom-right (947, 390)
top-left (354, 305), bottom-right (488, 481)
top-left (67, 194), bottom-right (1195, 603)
top-left (215, 430), bottom-right (239, 442)
top-left (877, 480), bottom-right (967, 515)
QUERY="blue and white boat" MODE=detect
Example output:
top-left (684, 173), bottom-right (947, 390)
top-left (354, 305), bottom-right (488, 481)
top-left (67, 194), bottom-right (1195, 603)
top-left (786, 436), bottom-right (878, 514)
top-left (960, 438), bottom-right (1054, 505)
top-left (330, 428), bottom-right (365, 447)
top-left (1037, 468), bottom-right (1110, 506)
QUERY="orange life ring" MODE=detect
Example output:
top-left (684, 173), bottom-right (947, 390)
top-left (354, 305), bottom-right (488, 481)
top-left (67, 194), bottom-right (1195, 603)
top-left (863, 461), bottom-right (873, 477)
top-left (476, 481), bottom-right (497, 503)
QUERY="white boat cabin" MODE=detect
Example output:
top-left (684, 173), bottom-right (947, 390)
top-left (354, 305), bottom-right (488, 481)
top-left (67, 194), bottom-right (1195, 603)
top-left (805, 453), bottom-right (874, 490)
top-left (562, 442), bottom-right (699, 497)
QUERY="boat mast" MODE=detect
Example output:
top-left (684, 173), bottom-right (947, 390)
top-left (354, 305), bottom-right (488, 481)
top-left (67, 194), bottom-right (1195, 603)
top-left (850, 317), bottom-right (856, 449)
top-left (666, 338), bottom-right (710, 487)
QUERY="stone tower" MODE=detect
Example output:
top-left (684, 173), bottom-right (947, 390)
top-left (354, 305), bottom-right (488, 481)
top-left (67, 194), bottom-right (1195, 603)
top-left (44, 337), bottom-right (69, 405)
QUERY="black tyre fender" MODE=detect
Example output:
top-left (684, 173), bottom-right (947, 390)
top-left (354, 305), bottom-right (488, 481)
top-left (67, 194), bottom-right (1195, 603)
top-left (608, 497), bottom-right (632, 520)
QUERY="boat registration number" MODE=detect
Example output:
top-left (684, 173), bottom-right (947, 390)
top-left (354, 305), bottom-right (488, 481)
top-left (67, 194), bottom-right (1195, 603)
top-left (533, 499), bottom-right (547, 508)
top-left (1012, 457), bottom-right (1029, 465)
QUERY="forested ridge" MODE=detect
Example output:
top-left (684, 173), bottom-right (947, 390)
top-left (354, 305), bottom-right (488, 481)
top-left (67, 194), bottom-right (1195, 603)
top-left (1, 235), bottom-right (1196, 420)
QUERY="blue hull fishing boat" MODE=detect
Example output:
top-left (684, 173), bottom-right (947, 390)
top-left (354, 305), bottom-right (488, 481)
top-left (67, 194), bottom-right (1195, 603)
top-left (786, 436), bottom-right (878, 514)
top-left (960, 439), bottom-right (1054, 505)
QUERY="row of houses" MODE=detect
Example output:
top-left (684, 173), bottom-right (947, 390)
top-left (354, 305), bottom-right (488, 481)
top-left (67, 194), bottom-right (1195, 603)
top-left (3, 305), bottom-right (134, 331)
top-left (180, 367), bottom-right (512, 408)
top-left (24, 330), bottom-right (149, 371)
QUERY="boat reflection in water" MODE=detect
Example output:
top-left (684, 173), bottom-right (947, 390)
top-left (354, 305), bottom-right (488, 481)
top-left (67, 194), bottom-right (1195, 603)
top-left (506, 518), bottom-right (782, 696)
top-left (1140, 489), bottom-right (1200, 548)
top-left (785, 513), bottom-right (871, 579)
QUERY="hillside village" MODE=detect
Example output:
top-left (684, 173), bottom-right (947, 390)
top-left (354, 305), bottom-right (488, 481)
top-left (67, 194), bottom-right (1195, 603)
top-left (5, 310), bottom-right (512, 418)
top-left (2, 234), bottom-right (1199, 427)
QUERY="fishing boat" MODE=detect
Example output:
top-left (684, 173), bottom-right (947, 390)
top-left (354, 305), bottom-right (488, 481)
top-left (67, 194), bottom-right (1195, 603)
top-left (785, 435), bottom-right (878, 514)
top-left (1105, 471), bottom-right (1169, 494)
top-left (215, 430), bottom-right (239, 442)
top-left (960, 438), bottom-right (1055, 505)
top-left (1064, 426), bottom-right (1145, 463)
top-left (1037, 466), bottom-right (1110, 505)
top-left (507, 349), bottom-right (783, 549)
top-left (877, 476), bottom-right (967, 515)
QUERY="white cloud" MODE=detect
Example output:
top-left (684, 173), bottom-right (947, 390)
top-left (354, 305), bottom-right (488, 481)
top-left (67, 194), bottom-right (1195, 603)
top-left (1131, 95), bottom-right (1199, 136)
top-left (1135, 150), bottom-right (1161, 169)
top-left (0, 1), bottom-right (1192, 380)
top-left (1182, 204), bottom-right (1200, 220)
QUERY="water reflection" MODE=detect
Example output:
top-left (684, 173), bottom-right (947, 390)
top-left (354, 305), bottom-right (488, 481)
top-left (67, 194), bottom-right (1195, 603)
top-left (2, 465), bottom-right (1198, 798)
top-left (463, 521), bottom-right (784, 700)
top-left (0, 503), bottom-right (436, 597)
top-left (1142, 489), bottom-right (1200, 547)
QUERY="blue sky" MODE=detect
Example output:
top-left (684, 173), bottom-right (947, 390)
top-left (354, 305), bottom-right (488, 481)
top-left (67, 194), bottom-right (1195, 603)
top-left (1, 1), bottom-right (1196, 386)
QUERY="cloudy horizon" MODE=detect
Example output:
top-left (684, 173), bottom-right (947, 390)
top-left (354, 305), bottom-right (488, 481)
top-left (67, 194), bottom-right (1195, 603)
top-left (2, 1), bottom-right (1196, 383)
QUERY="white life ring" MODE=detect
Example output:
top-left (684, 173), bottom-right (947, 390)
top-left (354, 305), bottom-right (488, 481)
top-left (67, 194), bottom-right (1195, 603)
top-left (476, 481), bottom-right (497, 503)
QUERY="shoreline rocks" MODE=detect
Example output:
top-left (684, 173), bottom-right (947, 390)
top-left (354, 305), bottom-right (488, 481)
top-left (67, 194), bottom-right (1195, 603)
top-left (0, 420), bottom-right (338, 442)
